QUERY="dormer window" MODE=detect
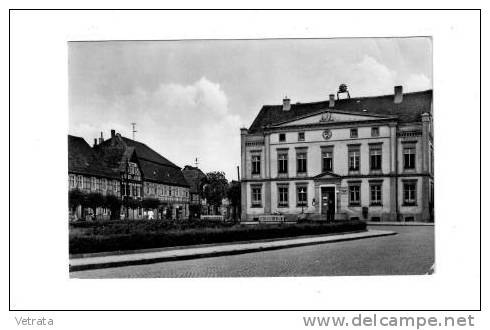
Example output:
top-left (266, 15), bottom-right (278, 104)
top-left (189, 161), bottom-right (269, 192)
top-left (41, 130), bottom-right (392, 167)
top-left (279, 133), bottom-right (286, 142)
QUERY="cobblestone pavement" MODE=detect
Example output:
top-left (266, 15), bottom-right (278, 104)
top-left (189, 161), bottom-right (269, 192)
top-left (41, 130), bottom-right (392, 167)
top-left (71, 225), bottom-right (434, 278)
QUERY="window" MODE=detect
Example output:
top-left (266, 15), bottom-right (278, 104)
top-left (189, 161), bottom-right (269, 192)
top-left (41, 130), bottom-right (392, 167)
top-left (279, 133), bottom-right (286, 142)
top-left (370, 182), bottom-right (382, 205)
top-left (403, 144), bottom-right (416, 169)
top-left (350, 128), bottom-right (358, 138)
top-left (251, 154), bottom-right (261, 175)
top-left (296, 185), bottom-right (308, 207)
top-left (403, 180), bottom-right (417, 205)
top-left (348, 183), bottom-right (361, 206)
top-left (76, 175), bottom-right (83, 189)
top-left (278, 185), bottom-right (289, 207)
top-left (298, 132), bottom-right (305, 141)
top-left (251, 185), bottom-right (262, 207)
top-left (69, 175), bottom-right (75, 188)
top-left (371, 127), bottom-right (380, 137)
top-left (101, 178), bottom-right (107, 190)
top-left (348, 145), bottom-right (360, 172)
top-left (321, 148), bottom-right (333, 172)
top-left (95, 178), bottom-right (100, 191)
top-left (277, 152), bottom-right (288, 174)
top-left (369, 144), bottom-right (382, 171)
top-left (83, 177), bottom-right (91, 190)
top-left (91, 177), bottom-right (96, 190)
top-left (296, 152), bottom-right (307, 174)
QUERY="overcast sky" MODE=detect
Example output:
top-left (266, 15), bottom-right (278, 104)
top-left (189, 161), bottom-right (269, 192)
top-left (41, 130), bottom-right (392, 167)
top-left (69, 37), bottom-right (432, 181)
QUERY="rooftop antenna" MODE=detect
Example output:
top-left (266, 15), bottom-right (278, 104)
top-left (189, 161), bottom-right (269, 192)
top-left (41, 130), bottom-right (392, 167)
top-left (195, 157), bottom-right (199, 167)
top-left (131, 122), bottom-right (137, 140)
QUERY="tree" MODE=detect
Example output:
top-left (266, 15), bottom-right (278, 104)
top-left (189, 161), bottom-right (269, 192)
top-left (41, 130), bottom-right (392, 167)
top-left (142, 198), bottom-right (160, 210)
top-left (104, 194), bottom-right (122, 220)
top-left (202, 171), bottom-right (228, 214)
top-left (85, 192), bottom-right (105, 219)
top-left (226, 181), bottom-right (241, 221)
top-left (68, 189), bottom-right (86, 211)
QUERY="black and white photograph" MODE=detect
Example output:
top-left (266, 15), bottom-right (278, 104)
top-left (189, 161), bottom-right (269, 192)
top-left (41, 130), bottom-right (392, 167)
top-left (8, 9), bottom-right (482, 323)
top-left (67, 37), bottom-right (435, 278)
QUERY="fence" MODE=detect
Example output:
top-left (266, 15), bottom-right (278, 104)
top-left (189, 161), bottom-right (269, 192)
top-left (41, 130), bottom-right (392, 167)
top-left (200, 215), bottom-right (225, 221)
top-left (258, 215), bottom-right (285, 223)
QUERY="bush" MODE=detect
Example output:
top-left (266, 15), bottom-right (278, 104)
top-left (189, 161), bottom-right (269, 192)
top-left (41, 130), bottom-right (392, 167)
top-left (69, 220), bottom-right (366, 254)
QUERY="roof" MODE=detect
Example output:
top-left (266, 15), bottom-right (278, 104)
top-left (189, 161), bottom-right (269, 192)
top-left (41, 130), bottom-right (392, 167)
top-left (94, 134), bottom-right (189, 187)
top-left (182, 165), bottom-right (206, 194)
top-left (68, 135), bottom-right (119, 179)
top-left (248, 89), bottom-right (432, 133)
top-left (119, 136), bottom-right (180, 169)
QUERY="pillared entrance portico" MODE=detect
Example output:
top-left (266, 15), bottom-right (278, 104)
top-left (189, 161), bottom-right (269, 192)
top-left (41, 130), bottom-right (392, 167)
top-left (313, 172), bottom-right (345, 221)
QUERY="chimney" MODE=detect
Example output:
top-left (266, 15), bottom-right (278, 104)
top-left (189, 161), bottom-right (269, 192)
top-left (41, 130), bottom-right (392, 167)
top-left (394, 85), bottom-right (403, 104)
top-left (98, 131), bottom-right (104, 144)
top-left (93, 138), bottom-right (97, 147)
top-left (111, 129), bottom-right (116, 138)
top-left (282, 97), bottom-right (291, 111)
top-left (329, 94), bottom-right (335, 108)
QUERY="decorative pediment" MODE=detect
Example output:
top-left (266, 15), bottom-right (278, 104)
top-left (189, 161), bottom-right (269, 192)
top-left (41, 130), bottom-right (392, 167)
top-left (313, 171), bottom-right (342, 181)
top-left (272, 110), bottom-right (392, 127)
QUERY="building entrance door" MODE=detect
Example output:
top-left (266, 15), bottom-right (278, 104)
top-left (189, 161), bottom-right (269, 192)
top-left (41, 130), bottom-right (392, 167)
top-left (321, 187), bottom-right (336, 222)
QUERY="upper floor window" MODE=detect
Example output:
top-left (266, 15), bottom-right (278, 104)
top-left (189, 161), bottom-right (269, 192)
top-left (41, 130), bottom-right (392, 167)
top-left (348, 145), bottom-right (360, 172)
top-left (279, 133), bottom-right (286, 142)
top-left (403, 180), bottom-right (417, 206)
top-left (371, 127), bottom-right (380, 137)
top-left (369, 144), bottom-right (382, 171)
top-left (251, 185), bottom-right (262, 207)
top-left (69, 175), bottom-right (75, 188)
top-left (322, 148), bottom-right (333, 172)
top-left (251, 154), bottom-right (261, 175)
top-left (350, 128), bottom-right (358, 138)
top-left (277, 152), bottom-right (288, 174)
top-left (83, 177), bottom-right (91, 190)
top-left (403, 144), bottom-right (416, 170)
top-left (296, 152), bottom-right (307, 174)
top-left (76, 175), bottom-right (83, 189)
top-left (101, 178), bottom-right (107, 190)
top-left (298, 132), bottom-right (305, 141)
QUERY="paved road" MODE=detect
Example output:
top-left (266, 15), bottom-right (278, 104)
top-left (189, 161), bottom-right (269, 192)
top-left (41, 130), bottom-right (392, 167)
top-left (71, 225), bottom-right (434, 278)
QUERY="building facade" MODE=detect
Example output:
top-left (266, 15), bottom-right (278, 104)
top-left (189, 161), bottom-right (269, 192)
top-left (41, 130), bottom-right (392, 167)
top-left (182, 165), bottom-right (207, 218)
top-left (240, 86), bottom-right (434, 222)
top-left (68, 129), bottom-right (190, 220)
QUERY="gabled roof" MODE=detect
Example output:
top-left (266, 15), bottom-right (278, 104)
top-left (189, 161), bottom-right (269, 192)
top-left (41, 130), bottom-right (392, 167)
top-left (248, 89), bottom-right (432, 133)
top-left (182, 165), bottom-right (206, 194)
top-left (94, 134), bottom-right (189, 187)
top-left (68, 135), bottom-right (119, 179)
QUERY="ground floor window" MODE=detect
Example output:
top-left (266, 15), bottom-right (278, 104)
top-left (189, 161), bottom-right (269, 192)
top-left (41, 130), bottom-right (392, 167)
top-left (370, 181), bottom-right (382, 206)
top-left (296, 185), bottom-right (308, 207)
top-left (251, 185), bottom-right (262, 207)
top-left (278, 185), bottom-right (289, 207)
top-left (348, 182), bottom-right (361, 206)
top-left (403, 180), bottom-right (417, 206)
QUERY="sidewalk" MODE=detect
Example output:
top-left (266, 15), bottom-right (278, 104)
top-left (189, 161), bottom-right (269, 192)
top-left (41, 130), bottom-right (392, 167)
top-left (367, 221), bottom-right (434, 226)
top-left (69, 229), bottom-right (396, 272)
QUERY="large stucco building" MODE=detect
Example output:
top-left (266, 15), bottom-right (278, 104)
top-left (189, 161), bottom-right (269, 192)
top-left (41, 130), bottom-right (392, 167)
top-left (240, 86), bottom-right (434, 222)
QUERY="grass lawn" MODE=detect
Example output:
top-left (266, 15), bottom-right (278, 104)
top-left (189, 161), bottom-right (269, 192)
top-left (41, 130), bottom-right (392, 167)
top-left (69, 219), bottom-right (367, 254)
